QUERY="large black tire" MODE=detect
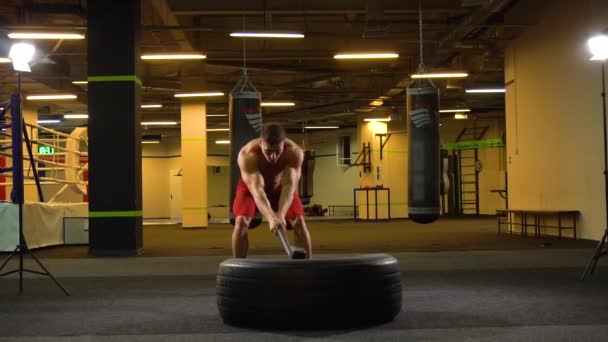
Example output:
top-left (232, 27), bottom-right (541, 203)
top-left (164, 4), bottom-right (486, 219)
top-left (216, 254), bottom-right (402, 329)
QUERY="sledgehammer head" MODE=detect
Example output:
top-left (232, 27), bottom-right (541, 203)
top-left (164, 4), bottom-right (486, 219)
top-left (292, 248), bottom-right (307, 259)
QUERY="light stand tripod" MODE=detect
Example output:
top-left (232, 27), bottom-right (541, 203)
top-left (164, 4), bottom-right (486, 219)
top-left (581, 62), bottom-right (608, 280)
top-left (0, 78), bottom-right (70, 295)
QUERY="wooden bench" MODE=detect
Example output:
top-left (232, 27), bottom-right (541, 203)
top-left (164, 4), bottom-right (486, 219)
top-left (496, 209), bottom-right (579, 240)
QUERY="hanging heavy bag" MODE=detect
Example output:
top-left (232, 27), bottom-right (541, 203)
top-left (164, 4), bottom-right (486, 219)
top-left (229, 77), bottom-right (263, 228)
top-left (407, 85), bottom-right (440, 224)
top-left (298, 150), bottom-right (315, 205)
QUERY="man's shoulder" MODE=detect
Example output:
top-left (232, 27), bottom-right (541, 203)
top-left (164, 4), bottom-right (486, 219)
top-left (239, 139), bottom-right (261, 154)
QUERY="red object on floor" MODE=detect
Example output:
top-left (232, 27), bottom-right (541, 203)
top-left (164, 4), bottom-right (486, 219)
top-left (83, 169), bottom-right (89, 202)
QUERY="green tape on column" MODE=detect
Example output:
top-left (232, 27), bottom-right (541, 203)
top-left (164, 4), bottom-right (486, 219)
top-left (88, 75), bottom-right (142, 86)
top-left (89, 210), bottom-right (143, 218)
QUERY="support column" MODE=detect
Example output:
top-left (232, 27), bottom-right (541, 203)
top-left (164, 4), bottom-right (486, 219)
top-left (22, 104), bottom-right (38, 201)
top-left (87, 0), bottom-right (143, 255)
top-left (180, 78), bottom-right (208, 228)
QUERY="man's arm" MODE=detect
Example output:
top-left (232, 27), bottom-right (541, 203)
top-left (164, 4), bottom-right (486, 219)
top-left (277, 148), bottom-right (304, 219)
top-left (238, 151), bottom-right (281, 227)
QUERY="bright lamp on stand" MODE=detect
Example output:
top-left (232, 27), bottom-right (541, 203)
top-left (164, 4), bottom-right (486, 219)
top-left (0, 41), bottom-right (70, 295)
top-left (582, 33), bottom-right (608, 280)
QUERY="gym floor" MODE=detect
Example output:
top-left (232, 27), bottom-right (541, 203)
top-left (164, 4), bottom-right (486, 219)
top-left (33, 217), bottom-right (595, 258)
top-left (1, 217), bottom-right (608, 341)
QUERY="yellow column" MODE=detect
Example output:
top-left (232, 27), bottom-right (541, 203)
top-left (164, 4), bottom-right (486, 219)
top-left (180, 80), bottom-right (208, 228)
top-left (22, 103), bottom-right (38, 202)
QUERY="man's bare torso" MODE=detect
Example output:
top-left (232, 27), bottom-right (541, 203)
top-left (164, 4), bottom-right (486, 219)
top-left (239, 138), bottom-right (300, 191)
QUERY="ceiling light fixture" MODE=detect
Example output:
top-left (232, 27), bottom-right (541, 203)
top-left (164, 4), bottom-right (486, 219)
top-left (369, 100), bottom-right (384, 107)
top-left (37, 119), bottom-right (61, 124)
top-left (454, 113), bottom-right (469, 120)
top-left (230, 32), bottom-right (304, 38)
top-left (439, 108), bottom-right (471, 113)
top-left (261, 102), bottom-right (295, 107)
top-left (411, 72), bottom-right (468, 78)
top-left (141, 121), bottom-right (178, 126)
top-left (0, 58), bottom-right (11, 63)
top-left (334, 53), bottom-right (399, 59)
top-left (175, 92), bottom-right (224, 98)
top-left (304, 126), bottom-right (340, 129)
top-left (141, 104), bottom-right (163, 108)
top-left (8, 32), bottom-right (85, 40)
top-left (465, 88), bottom-right (506, 93)
top-left (64, 114), bottom-right (88, 119)
top-left (72, 80), bottom-right (88, 84)
top-left (364, 117), bottom-right (391, 122)
top-left (141, 140), bottom-right (160, 144)
top-left (206, 128), bottom-right (230, 132)
top-left (207, 114), bottom-right (228, 117)
top-left (215, 140), bottom-right (230, 144)
top-left (26, 94), bottom-right (77, 100)
top-left (141, 53), bottom-right (206, 60)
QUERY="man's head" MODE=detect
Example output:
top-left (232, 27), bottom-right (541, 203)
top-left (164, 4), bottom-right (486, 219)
top-left (260, 123), bottom-right (286, 164)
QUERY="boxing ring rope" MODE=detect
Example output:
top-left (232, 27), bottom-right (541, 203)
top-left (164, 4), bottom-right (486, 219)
top-left (0, 117), bottom-right (88, 202)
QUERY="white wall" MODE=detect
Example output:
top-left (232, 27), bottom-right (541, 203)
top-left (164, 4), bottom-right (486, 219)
top-left (292, 128), bottom-right (360, 210)
top-left (505, 0), bottom-right (608, 239)
top-left (358, 117), bottom-right (408, 218)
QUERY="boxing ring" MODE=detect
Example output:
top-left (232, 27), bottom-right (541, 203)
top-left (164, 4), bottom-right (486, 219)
top-left (0, 95), bottom-right (89, 252)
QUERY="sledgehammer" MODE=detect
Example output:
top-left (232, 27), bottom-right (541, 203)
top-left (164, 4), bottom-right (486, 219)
top-left (276, 227), bottom-right (307, 259)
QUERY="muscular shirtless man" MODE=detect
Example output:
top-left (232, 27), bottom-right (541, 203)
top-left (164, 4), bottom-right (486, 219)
top-left (232, 123), bottom-right (312, 258)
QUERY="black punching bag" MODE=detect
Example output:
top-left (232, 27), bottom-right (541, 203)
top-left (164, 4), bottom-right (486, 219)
top-left (229, 77), bottom-right (262, 228)
top-left (407, 86), bottom-right (440, 224)
top-left (298, 150), bottom-right (315, 205)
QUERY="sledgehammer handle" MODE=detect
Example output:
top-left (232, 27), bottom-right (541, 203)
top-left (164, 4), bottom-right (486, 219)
top-left (276, 227), bottom-right (294, 257)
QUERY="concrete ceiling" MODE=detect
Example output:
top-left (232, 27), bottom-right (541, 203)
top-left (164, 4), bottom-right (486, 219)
top-left (0, 0), bottom-right (548, 136)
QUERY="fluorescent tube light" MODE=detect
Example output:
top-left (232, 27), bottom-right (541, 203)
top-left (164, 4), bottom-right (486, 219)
top-left (26, 94), bottom-right (77, 100)
top-left (230, 32), bottom-right (304, 38)
top-left (304, 126), bottom-right (340, 129)
top-left (215, 140), bottom-right (230, 144)
top-left (141, 54), bottom-right (206, 60)
top-left (261, 102), bottom-right (295, 107)
top-left (454, 113), bottom-right (468, 120)
top-left (0, 58), bottom-right (11, 63)
top-left (439, 109), bottom-right (471, 113)
top-left (142, 140), bottom-right (160, 144)
top-left (37, 119), bottom-right (61, 124)
top-left (206, 128), bottom-right (230, 132)
top-left (141, 104), bottom-right (163, 108)
top-left (175, 92), bottom-right (224, 98)
top-left (72, 80), bottom-right (88, 84)
top-left (369, 100), bottom-right (383, 106)
top-left (334, 53), bottom-right (399, 59)
top-left (465, 88), bottom-right (506, 93)
top-left (141, 121), bottom-right (178, 126)
top-left (8, 32), bottom-right (84, 39)
top-left (364, 117), bottom-right (391, 122)
top-left (207, 114), bottom-right (228, 117)
top-left (64, 114), bottom-right (88, 119)
top-left (411, 73), bottom-right (468, 78)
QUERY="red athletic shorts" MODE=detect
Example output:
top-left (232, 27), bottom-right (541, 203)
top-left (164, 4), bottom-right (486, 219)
top-left (233, 179), bottom-right (304, 229)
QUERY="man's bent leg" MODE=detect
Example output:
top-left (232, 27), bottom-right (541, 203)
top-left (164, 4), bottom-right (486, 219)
top-left (290, 216), bottom-right (312, 258)
top-left (232, 216), bottom-right (251, 258)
